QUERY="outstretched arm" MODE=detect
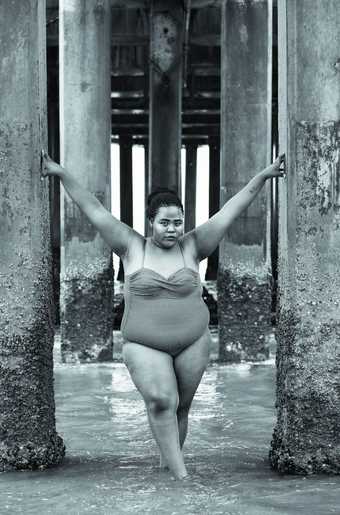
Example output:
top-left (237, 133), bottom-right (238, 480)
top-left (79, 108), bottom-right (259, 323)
top-left (188, 154), bottom-right (285, 261)
top-left (41, 151), bottom-right (136, 257)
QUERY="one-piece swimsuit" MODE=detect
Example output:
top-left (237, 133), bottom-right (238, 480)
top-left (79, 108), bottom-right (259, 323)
top-left (121, 238), bottom-right (210, 357)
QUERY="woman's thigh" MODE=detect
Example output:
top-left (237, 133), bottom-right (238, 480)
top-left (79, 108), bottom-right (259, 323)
top-left (122, 341), bottom-right (178, 405)
top-left (174, 328), bottom-right (211, 409)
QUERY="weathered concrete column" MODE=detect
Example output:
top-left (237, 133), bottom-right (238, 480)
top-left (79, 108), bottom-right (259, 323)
top-left (0, 0), bottom-right (65, 471)
top-left (184, 143), bottom-right (198, 232)
top-left (59, 0), bottom-right (114, 362)
top-left (117, 136), bottom-right (133, 281)
top-left (218, 0), bottom-right (272, 362)
top-left (149, 0), bottom-right (184, 196)
top-left (206, 137), bottom-right (220, 280)
top-left (270, 0), bottom-right (340, 474)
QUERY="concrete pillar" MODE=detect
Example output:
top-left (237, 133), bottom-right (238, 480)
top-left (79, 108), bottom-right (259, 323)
top-left (270, 2), bottom-right (279, 317)
top-left (117, 136), bottom-right (133, 281)
top-left (218, 0), bottom-right (272, 362)
top-left (149, 0), bottom-right (184, 196)
top-left (184, 143), bottom-right (198, 232)
top-left (59, 0), bottom-right (114, 362)
top-left (206, 137), bottom-right (220, 280)
top-left (270, 0), bottom-right (340, 474)
top-left (0, 0), bottom-right (65, 471)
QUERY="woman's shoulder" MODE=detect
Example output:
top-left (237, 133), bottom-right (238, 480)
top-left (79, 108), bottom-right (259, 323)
top-left (123, 231), bottom-right (146, 267)
top-left (180, 230), bottom-right (195, 250)
top-left (180, 231), bottom-right (199, 264)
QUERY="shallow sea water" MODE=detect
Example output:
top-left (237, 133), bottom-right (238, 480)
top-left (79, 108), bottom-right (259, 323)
top-left (1, 358), bottom-right (340, 514)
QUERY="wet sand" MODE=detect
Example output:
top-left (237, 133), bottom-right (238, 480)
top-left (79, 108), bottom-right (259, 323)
top-left (1, 352), bottom-right (340, 514)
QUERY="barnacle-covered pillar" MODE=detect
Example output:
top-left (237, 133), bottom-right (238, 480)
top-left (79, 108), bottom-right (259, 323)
top-left (270, 0), bottom-right (340, 474)
top-left (59, 0), bottom-right (114, 362)
top-left (218, 0), bottom-right (272, 361)
top-left (0, 0), bottom-right (65, 471)
top-left (148, 0), bottom-right (184, 196)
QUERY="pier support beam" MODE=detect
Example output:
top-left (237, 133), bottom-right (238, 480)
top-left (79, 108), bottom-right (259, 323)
top-left (59, 0), bottom-right (113, 362)
top-left (0, 0), bottom-right (65, 470)
top-left (218, 0), bottom-right (272, 362)
top-left (206, 137), bottom-right (220, 280)
top-left (270, 0), bottom-right (340, 474)
top-left (47, 100), bottom-right (61, 325)
top-left (117, 136), bottom-right (133, 281)
top-left (185, 143), bottom-right (198, 232)
top-left (148, 0), bottom-right (184, 196)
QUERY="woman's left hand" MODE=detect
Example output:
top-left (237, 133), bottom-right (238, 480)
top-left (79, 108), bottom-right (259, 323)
top-left (263, 154), bottom-right (286, 179)
top-left (41, 149), bottom-right (64, 177)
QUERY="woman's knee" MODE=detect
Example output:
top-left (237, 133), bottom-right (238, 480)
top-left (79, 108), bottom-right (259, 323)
top-left (146, 390), bottom-right (179, 415)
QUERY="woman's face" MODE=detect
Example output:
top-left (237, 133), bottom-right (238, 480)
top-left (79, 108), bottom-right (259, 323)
top-left (150, 205), bottom-right (184, 248)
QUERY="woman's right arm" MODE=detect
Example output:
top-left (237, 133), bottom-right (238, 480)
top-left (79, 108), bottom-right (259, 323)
top-left (42, 151), bottom-right (135, 257)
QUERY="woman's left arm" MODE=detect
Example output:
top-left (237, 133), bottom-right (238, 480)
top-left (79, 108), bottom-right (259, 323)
top-left (189, 154), bottom-right (285, 260)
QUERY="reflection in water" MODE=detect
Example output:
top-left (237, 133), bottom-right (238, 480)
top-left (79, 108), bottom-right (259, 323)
top-left (1, 362), bottom-right (339, 514)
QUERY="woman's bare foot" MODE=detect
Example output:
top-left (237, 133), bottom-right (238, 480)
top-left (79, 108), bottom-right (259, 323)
top-left (159, 449), bottom-right (185, 471)
top-left (171, 470), bottom-right (189, 480)
top-left (159, 455), bottom-right (169, 470)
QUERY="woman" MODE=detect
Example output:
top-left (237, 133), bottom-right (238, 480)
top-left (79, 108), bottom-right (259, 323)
top-left (42, 150), bottom-right (285, 480)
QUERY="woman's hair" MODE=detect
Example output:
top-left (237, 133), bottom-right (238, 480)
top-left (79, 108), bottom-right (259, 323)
top-left (146, 187), bottom-right (184, 221)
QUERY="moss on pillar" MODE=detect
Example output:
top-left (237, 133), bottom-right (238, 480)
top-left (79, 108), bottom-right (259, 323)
top-left (217, 266), bottom-right (271, 362)
top-left (0, 325), bottom-right (65, 471)
top-left (270, 307), bottom-right (340, 474)
top-left (60, 258), bottom-right (114, 363)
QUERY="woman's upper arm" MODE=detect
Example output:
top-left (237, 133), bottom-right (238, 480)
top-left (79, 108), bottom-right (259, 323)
top-left (189, 206), bottom-right (234, 261)
top-left (90, 205), bottom-right (137, 257)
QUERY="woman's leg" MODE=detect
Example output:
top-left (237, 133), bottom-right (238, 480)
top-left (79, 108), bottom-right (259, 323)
top-left (122, 342), bottom-right (187, 479)
top-left (174, 328), bottom-right (211, 449)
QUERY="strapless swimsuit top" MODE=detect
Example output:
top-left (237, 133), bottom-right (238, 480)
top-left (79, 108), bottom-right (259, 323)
top-left (125, 265), bottom-right (201, 298)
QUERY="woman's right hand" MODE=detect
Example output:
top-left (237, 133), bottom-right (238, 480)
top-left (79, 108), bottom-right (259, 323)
top-left (262, 153), bottom-right (286, 180)
top-left (41, 149), bottom-right (64, 177)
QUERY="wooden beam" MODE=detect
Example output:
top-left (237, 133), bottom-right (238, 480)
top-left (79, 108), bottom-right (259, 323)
top-left (111, 108), bottom-right (220, 115)
top-left (110, 97), bottom-right (220, 111)
top-left (48, 32), bottom-right (222, 48)
top-left (110, 0), bottom-right (221, 7)
top-left (110, 90), bottom-right (220, 100)
top-left (112, 126), bottom-right (219, 136)
top-left (47, 0), bottom-right (221, 8)
top-left (111, 135), bottom-right (211, 145)
top-left (111, 113), bottom-right (220, 124)
top-left (111, 68), bottom-right (145, 77)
